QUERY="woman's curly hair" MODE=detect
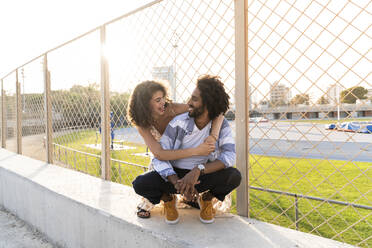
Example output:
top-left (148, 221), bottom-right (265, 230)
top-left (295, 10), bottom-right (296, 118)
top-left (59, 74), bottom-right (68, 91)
top-left (197, 75), bottom-right (230, 120)
top-left (127, 81), bottom-right (169, 128)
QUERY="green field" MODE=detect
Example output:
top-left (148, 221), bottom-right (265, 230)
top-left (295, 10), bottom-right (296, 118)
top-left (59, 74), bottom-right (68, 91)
top-left (53, 130), bottom-right (150, 184)
top-left (54, 130), bottom-right (371, 247)
top-left (246, 155), bottom-right (371, 247)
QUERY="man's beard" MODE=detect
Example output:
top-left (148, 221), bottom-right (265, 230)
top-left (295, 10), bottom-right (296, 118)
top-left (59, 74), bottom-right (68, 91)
top-left (188, 105), bottom-right (204, 118)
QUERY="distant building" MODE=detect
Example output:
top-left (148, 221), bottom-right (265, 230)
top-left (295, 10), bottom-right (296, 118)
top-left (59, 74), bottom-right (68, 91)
top-left (356, 98), bottom-right (372, 105)
top-left (326, 84), bottom-right (341, 105)
top-left (152, 66), bottom-right (176, 100)
top-left (270, 82), bottom-right (291, 105)
top-left (366, 89), bottom-right (372, 99)
top-left (248, 85), bottom-right (252, 110)
top-left (256, 104), bottom-right (372, 120)
top-left (258, 100), bottom-right (269, 109)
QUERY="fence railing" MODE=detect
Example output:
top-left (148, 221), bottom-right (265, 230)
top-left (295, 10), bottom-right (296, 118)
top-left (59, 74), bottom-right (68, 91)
top-left (1, 0), bottom-right (371, 247)
top-left (250, 186), bottom-right (372, 230)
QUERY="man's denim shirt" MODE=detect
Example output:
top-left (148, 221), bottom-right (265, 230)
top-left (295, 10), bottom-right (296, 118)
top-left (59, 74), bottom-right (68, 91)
top-left (152, 113), bottom-right (236, 181)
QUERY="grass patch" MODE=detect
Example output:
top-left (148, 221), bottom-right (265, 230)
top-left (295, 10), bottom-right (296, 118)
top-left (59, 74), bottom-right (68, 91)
top-left (54, 129), bottom-right (150, 185)
top-left (54, 130), bottom-right (371, 247)
top-left (247, 155), bottom-right (371, 247)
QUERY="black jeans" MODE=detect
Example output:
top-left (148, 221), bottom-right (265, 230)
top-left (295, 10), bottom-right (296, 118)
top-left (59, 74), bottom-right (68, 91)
top-left (132, 167), bottom-right (241, 205)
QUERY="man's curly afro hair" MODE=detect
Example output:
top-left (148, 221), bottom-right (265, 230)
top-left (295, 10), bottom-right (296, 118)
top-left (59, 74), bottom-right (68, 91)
top-left (197, 75), bottom-right (230, 120)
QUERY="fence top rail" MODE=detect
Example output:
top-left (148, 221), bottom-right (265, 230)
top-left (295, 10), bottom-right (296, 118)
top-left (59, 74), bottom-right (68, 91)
top-left (53, 143), bottom-right (100, 158)
top-left (0, 0), bottom-right (163, 81)
top-left (53, 143), bottom-right (148, 169)
top-left (110, 158), bottom-right (148, 169)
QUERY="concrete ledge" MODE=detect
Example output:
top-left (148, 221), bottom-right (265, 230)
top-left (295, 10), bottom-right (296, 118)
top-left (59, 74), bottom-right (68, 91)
top-left (0, 149), bottom-right (354, 248)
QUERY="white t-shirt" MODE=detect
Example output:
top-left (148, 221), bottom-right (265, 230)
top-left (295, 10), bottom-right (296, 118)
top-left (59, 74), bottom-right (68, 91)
top-left (173, 121), bottom-right (211, 170)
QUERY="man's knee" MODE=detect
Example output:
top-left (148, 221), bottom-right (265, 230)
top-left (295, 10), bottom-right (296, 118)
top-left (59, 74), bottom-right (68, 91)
top-left (226, 167), bottom-right (242, 188)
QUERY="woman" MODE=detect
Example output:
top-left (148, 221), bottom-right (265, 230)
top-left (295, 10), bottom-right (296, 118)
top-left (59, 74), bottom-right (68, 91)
top-left (127, 80), bottom-right (224, 218)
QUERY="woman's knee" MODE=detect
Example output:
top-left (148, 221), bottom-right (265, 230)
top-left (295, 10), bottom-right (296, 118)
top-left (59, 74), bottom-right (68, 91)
top-left (132, 175), bottom-right (146, 194)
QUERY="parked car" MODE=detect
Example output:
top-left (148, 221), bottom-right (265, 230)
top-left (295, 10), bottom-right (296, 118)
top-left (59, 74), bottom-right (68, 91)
top-left (225, 110), bottom-right (235, 120)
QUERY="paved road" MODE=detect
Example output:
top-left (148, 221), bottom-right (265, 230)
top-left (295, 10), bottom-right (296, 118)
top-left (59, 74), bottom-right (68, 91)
top-left (245, 122), bottom-right (372, 162)
top-left (114, 121), bottom-right (372, 162)
top-left (0, 208), bottom-right (55, 248)
top-left (246, 122), bottom-right (371, 143)
top-left (6, 121), bottom-right (371, 163)
top-left (249, 138), bottom-right (372, 162)
top-left (4, 134), bottom-right (46, 162)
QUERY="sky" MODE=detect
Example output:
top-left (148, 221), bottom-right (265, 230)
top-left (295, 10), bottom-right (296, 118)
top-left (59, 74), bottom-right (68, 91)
top-left (247, 0), bottom-right (371, 104)
top-left (0, 0), bottom-right (151, 78)
top-left (0, 0), bottom-right (370, 105)
top-left (0, 0), bottom-right (237, 102)
top-left (0, 0), bottom-right (236, 102)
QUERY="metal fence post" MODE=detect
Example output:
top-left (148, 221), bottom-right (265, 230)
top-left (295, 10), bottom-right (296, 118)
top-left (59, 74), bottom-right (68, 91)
top-left (295, 195), bottom-right (299, 230)
top-left (16, 69), bottom-right (22, 154)
top-left (1, 79), bottom-right (6, 148)
top-left (235, 0), bottom-right (249, 217)
top-left (74, 151), bottom-right (77, 169)
top-left (44, 54), bottom-right (53, 164)
top-left (100, 25), bottom-right (111, 180)
top-left (65, 149), bottom-right (68, 166)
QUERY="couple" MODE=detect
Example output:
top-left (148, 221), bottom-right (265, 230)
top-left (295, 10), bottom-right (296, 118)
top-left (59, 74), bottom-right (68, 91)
top-left (128, 75), bottom-right (241, 224)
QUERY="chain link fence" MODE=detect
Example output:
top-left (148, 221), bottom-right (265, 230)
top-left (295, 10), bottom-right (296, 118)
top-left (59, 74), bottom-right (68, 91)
top-left (0, 0), bottom-right (370, 246)
top-left (105, 0), bottom-right (235, 185)
top-left (2, 72), bottom-right (17, 153)
top-left (18, 57), bottom-right (46, 161)
top-left (48, 31), bottom-right (102, 176)
top-left (247, 0), bottom-right (371, 246)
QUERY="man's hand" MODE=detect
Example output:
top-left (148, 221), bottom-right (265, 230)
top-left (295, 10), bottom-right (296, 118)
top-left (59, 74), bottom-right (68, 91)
top-left (177, 168), bottom-right (201, 201)
top-left (167, 174), bottom-right (181, 193)
top-left (174, 181), bottom-right (182, 193)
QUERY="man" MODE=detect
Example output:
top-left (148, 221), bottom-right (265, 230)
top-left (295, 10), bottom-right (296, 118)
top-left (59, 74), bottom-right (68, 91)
top-left (132, 75), bottom-right (241, 224)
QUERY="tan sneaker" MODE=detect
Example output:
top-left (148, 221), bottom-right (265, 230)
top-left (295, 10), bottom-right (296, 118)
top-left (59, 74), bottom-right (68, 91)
top-left (163, 195), bottom-right (179, 224)
top-left (198, 193), bottom-right (215, 224)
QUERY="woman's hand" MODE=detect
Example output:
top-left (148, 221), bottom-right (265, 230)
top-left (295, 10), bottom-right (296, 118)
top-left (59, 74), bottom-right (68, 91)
top-left (204, 134), bottom-right (218, 145)
top-left (195, 139), bottom-right (215, 156)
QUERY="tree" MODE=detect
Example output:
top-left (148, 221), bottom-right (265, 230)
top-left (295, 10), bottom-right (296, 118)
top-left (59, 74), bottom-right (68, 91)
top-left (110, 92), bottom-right (131, 127)
top-left (52, 84), bottom-right (101, 128)
top-left (317, 96), bottom-right (329, 105)
top-left (270, 99), bottom-right (287, 107)
top-left (50, 84), bottom-right (132, 130)
top-left (340, 86), bottom-right (368, 104)
top-left (290, 94), bottom-right (310, 105)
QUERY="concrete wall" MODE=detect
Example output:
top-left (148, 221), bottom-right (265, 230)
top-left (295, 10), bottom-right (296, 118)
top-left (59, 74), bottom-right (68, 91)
top-left (0, 149), bottom-right (355, 248)
top-left (0, 150), bottom-right (180, 248)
